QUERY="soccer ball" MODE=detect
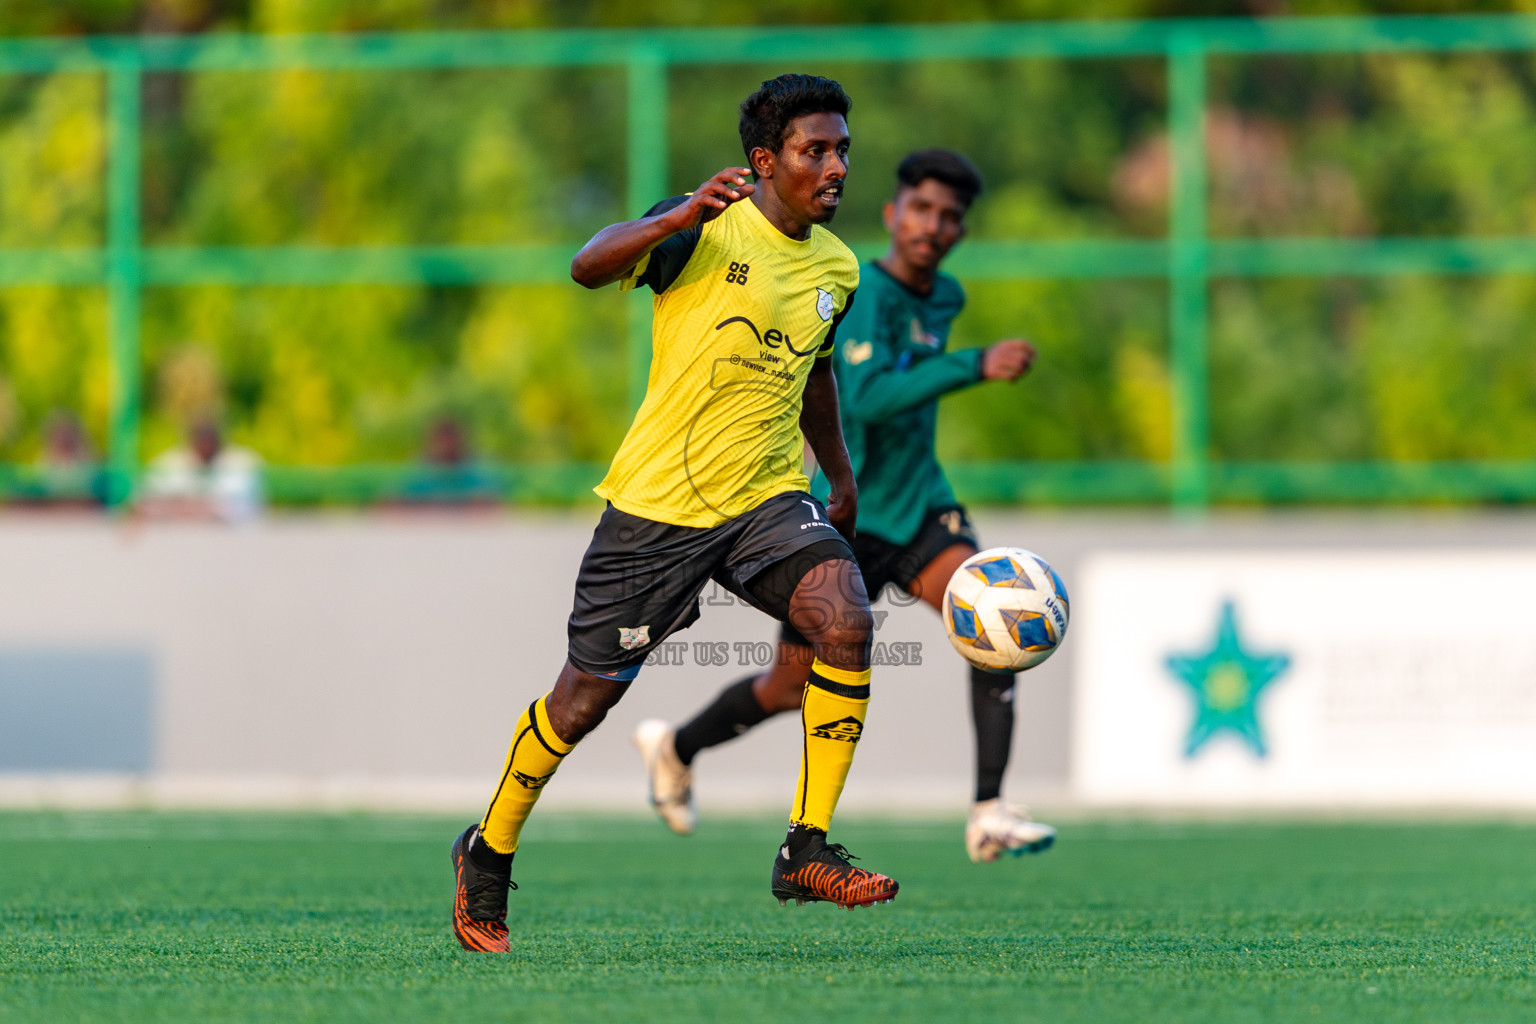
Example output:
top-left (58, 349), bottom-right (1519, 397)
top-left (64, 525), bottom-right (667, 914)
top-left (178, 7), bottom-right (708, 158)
top-left (942, 547), bottom-right (1069, 672)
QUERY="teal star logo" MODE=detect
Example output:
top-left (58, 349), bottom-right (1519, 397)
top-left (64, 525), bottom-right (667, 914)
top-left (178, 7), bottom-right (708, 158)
top-left (1165, 601), bottom-right (1290, 759)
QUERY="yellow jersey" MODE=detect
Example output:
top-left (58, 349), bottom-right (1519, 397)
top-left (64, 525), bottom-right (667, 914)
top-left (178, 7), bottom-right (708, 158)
top-left (596, 196), bottom-right (859, 528)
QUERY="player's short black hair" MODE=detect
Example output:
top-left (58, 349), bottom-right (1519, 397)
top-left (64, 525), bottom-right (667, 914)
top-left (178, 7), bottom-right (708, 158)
top-left (738, 74), bottom-right (851, 163)
top-left (895, 149), bottom-right (985, 208)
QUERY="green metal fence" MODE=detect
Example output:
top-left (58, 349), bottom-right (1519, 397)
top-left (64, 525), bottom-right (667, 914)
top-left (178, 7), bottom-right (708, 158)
top-left (5, 16), bottom-right (1536, 509)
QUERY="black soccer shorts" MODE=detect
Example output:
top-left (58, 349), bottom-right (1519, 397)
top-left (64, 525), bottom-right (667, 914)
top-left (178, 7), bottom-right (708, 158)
top-left (779, 504), bottom-right (978, 649)
top-left (566, 491), bottom-right (857, 676)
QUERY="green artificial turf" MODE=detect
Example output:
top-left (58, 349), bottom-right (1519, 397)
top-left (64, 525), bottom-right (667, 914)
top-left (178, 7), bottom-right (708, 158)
top-left (0, 812), bottom-right (1532, 1023)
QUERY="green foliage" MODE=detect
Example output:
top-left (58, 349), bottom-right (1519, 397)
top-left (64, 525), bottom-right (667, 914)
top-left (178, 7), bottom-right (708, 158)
top-left (1213, 277), bottom-right (1536, 460)
top-left (941, 281), bottom-right (1172, 462)
top-left (11, 0), bottom-right (1536, 35)
top-left (138, 283), bottom-right (629, 465)
top-left (0, 73), bottom-right (109, 459)
top-left (133, 63), bottom-right (631, 466)
top-left (669, 58), bottom-right (1164, 242)
top-left (0, 288), bottom-right (109, 460)
top-left (0, 73), bottom-right (103, 247)
top-left (146, 66), bottom-right (626, 246)
top-left (0, 814), bottom-right (1533, 1023)
top-left (6, 4), bottom-right (1536, 495)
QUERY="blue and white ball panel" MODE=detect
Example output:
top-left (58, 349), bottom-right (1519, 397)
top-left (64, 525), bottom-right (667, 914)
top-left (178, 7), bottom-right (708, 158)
top-left (944, 546), bottom-right (1070, 672)
top-left (946, 593), bottom-right (996, 652)
top-left (966, 554), bottom-right (1029, 587)
top-left (1000, 607), bottom-right (1057, 653)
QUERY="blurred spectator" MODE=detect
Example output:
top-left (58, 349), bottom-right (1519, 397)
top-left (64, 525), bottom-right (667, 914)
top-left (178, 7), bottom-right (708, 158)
top-left (140, 418), bottom-right (264, 523)
top-left (397, 416), bottom-right (500, 508)
top-left (1, 411), bottom-right (107, 510)
top-left (40, 411), bottom-right (107, 504)
top-left (425, 416), bottom-right (470, 467)
top-left (40, 410), bottom-right (93, 466)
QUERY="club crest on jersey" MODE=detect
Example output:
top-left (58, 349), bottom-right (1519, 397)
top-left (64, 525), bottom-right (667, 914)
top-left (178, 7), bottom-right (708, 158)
top-left (618, 625), bottom-right (651, 651)
top-left (815, 288), bottom-right (836, 322)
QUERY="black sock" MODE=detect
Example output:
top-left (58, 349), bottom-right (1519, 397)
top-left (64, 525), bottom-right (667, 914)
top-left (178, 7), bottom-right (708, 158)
top-left (673, 675), bottom-right (771, 766)
top-left (784, 822), bottom-right (825, 858)
top-left (468, 825), bottom-right (514, 873)
top-left (970, 666), bottom-right (1017, 803)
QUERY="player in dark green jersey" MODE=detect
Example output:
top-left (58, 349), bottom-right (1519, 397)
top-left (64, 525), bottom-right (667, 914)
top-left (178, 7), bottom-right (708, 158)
top-left (634, 149), bottom-right (1053, 862)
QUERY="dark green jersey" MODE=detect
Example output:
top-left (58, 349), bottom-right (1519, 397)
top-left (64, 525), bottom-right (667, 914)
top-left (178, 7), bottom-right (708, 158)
top-left (812, 260), bottom-right (983, 546)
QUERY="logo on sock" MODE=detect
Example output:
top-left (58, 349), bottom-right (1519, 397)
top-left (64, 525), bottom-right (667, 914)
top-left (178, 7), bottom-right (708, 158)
top-left (810, 716), bottom-right (863, 743)
top-left (513, 770), bottom-right (554, 790)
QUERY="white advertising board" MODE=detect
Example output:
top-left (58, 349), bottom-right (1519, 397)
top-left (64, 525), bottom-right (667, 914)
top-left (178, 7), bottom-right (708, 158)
top-left (1073, 551), bottom-right (1536, 808)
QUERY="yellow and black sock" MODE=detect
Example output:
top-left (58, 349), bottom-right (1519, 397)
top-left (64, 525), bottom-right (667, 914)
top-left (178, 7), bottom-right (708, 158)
top-left (790, 660), bottom-right (871, 832)
top-left (479, 693), bottom-right (575, 855)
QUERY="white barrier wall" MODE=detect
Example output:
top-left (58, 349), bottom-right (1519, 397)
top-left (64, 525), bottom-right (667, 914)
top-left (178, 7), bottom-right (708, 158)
top-left (3, 510), bottom-right (1534, 813)
top-left (1075, 551), bottom-right (1536, 808)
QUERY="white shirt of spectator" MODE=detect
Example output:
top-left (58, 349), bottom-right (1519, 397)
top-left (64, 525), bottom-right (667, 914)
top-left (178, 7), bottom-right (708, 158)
top-left (143, 445), bottom-right (265, 524)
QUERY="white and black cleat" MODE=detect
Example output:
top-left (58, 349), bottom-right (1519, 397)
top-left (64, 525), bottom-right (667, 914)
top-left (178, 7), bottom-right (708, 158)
top-left (965, 799), bottom-right (1057, 863)
top-left (632, 719), bottom-right (696, 836)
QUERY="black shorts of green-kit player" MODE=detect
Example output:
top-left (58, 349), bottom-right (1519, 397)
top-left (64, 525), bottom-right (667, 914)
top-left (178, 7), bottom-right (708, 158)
top-left (675, 502), bottom-right (1019, 805)
top-left (567, 490), bottom-right (856, 677)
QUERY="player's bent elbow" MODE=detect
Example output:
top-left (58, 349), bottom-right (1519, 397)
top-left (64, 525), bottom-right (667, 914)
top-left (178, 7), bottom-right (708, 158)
top-left (569, 244), bottom-right (628, 289)
top-left (569, 259), bottom-right (608, 289)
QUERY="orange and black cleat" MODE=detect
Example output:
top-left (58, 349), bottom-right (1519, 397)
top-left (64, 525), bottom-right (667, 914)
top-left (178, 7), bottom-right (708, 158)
top-left (450, 824), bottom-right (513, 953)
top-left (771, 830), bottom-right (898, 910)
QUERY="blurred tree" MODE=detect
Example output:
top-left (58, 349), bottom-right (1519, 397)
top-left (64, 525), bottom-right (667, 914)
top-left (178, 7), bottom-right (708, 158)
top-left (14, 0), bottom-right (1536, 35)
top-left (5, 0), bottom-right (1536, 492)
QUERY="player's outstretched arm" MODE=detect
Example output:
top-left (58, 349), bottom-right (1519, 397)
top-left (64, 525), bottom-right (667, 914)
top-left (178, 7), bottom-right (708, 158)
top-left (801, 357), bottom-right (858, 539)
top-left (569, 168), bottom-right (756, 289)
top-left (843, 336), bottom-right (1038, 424)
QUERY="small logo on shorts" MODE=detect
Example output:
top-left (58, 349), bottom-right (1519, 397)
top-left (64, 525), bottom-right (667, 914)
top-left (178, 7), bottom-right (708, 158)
top-left (618, 625), bottom-right (651, 651)
top-left (800, 498), bottom-right (833, 530)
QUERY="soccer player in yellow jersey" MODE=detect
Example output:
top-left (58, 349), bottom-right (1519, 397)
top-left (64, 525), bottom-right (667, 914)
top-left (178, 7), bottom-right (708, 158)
top-left (449, 74), bottom-right (897, 953)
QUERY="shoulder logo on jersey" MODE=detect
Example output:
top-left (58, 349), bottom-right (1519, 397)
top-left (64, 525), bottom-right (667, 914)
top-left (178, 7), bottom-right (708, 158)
top-left (843, 339), bottom-right (873, 366)
top-left (815, 288), bottom-right (837, 322)
top-left (909, 317), bottom-right (941, 348)
top-left (618, 625), bottom-right (650, 651)
top-left (725, 261), bottom-right (750, 286)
